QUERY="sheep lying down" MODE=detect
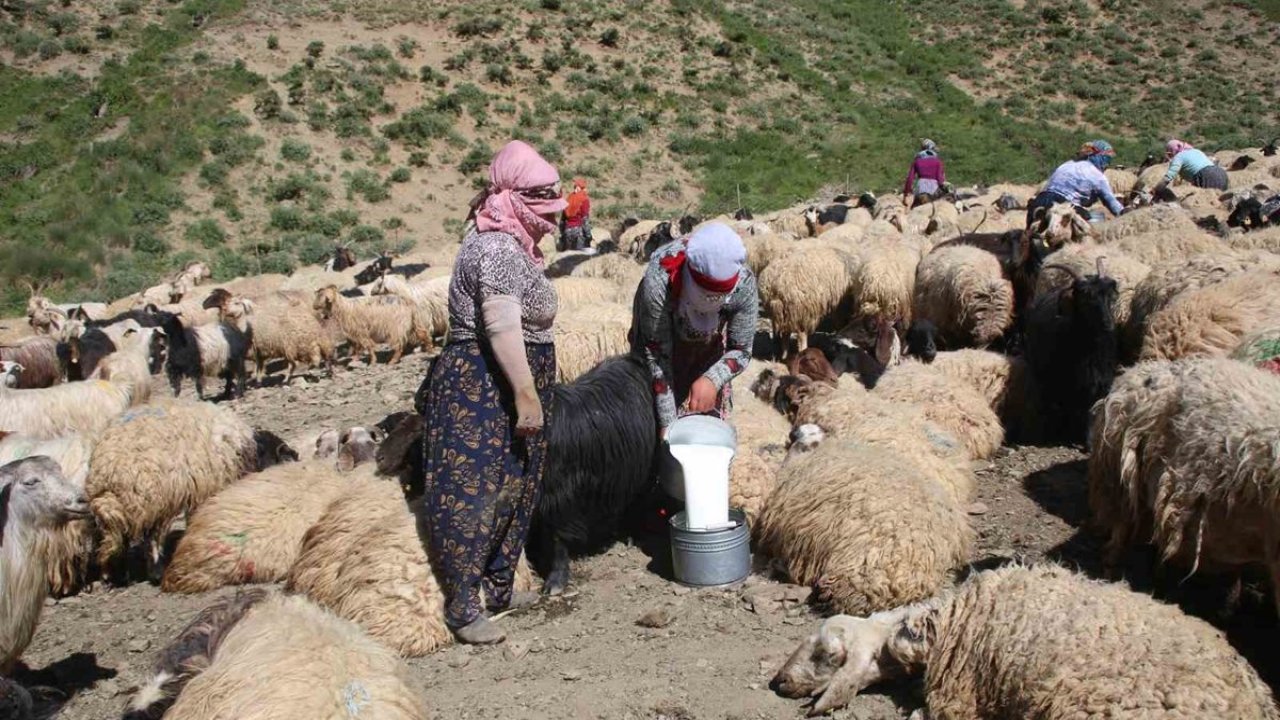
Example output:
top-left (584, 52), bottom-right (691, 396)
top-left (773, 564), bottom-right (1279, 718)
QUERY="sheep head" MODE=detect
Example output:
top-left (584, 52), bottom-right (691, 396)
top-left (0, 456), bottom-right (91, 545)
top-left (787, 423), bottom-right (826, 455)
top-left (0, 361), bottom-right (24, 388)
top-left (312, 286), bottom-right (339, 319)
top-left (336, 426), bottom-right (381, 471)
top-left (772, 607), bottom-right (934, 716)
top-left (202, 288), bottom-right (233, 311)
top-left (313, 429), bottom-right (342, 460)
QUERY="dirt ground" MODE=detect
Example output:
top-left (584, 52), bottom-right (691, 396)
top-left (15, 351), bottom-right (1280, 720)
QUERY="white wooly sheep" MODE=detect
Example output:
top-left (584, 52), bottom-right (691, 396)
top-left (312, 286), bottom-right (426, 365)
top-left (764, 207), bottom-right (810, 238)
top-left (551, 276), bottom-right (623, 313)
top-left (913, 245), bottom-right (1014, 349)
top-left (759, 246), bottom-right (855, 359)
top-left (0, 456), bottom-right (90, 674)
top-left (872, 360), bottom-right (1005, 461)
top-left (1093, 204), bottom-right (1229, 265)
top-left (218, 295), bottom-right (335, 383)
top-left (905, 201), bottom-right (962, 238)
top-left (755, 439), bottom-right (972, 616)
top-left (1104, 166), bottom-right (1139, 196)
top-left (1227, 224), bottom-right (1280, 254)
top-left (900, 349), bottom-right (1025, 424)
top-left (0, 434), bottom-right (94, 598)
top-left (773, 564), bottom-right (1280, 718)
top-left (1035, 243), bottom-right (1151, 327)
top-left (162, 459), bottom-right (377, 594)
top-left (729, 361), bottom-right (794, 523)
top-left (1124, 251), bottom-right (1280, 363)
top-left (844, 238), bottom-right (921, 324)
top-left (553, 306), bottom-right (631, 383)
top-left (369, 274), bottom-right (449, 346)
top-left (86, 401), bottom-right (258, 574)
top-left (0, 348), bottom-right (150, 440)
top-left (87, 326), bottom-right (162, 397)
top-left (619, 220), bottom-right (663, 258)
top-left (740, 232), bottom-right (797, 277)
top-left (157, 593), bottom-right (428, 720)
top-left (1090, 358), bottom-right (1280, 611)
top-left (1139, 269), bottom-right (1280, 362)
top-left (568, 252), bottom-right (646, 291)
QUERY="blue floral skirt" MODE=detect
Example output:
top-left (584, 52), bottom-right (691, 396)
top-left (420, 340), bottom-right (556, 628)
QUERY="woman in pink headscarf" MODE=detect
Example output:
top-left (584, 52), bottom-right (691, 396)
top-left (418, 140), bottom-right (565, 645)
top-left (1152, 138), bottom-right (1228, 194)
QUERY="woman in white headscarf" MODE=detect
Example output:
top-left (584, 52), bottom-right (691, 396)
top-left (629, 222), bottom-right (759, 437)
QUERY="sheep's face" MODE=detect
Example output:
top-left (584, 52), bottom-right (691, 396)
top-left (788, 424), bottom-right (825, 454)
top-left (314, 429), bottom-right (342, 460)
top-left (336, 426), bottom-right (380, 471)
top-left (313, 288), bottom-right (337, 319)
top-left (905, 320), bottom-right (938, 363)
top-left (750, 369), bottom-right (781, 405)
top-left (0, 456), bottom-right (91, 540)
top-left (0, 361), bottom-right (24, 388)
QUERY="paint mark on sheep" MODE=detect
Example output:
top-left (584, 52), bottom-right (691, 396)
top-left (342, 680), bottom-right (371, 717)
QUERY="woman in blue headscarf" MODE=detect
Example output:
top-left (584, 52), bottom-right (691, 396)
top-left (1025, 140), bottom-right (1125, 227)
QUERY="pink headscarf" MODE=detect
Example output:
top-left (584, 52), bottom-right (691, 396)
top-left (1166, 139), bottom-right (1194, 157)
top-left (474, 140), bottom-right (567, 266)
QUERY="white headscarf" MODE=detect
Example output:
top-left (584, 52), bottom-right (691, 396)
top-left (676, 223), bottom-right (746, 336)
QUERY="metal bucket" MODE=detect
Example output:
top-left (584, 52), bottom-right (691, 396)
top-left (660, 415), bottom-right (737, 502)
top-left (669, 509), bottom-right (751, 588)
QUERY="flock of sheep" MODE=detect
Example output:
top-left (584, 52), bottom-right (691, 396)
top-left (1, 143), bottom-right (1280, 718)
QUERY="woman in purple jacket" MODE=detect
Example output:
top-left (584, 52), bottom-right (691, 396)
top-left (902, 139), bottom-right (946, 207)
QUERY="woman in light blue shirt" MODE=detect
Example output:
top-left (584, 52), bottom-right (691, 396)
top-left (1025, 140), bottom-right (1125, 227)
top-left (1152, 138), bottom-right (1228, 193)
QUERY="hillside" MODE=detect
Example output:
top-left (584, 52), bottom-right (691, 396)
top-left (2, 0), bottom-right (1278, 311)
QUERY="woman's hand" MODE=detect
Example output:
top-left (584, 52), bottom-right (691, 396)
top-left (514, 386), bottom-right (544, 437)
top-left (684, 377), bottom-right (718, 414)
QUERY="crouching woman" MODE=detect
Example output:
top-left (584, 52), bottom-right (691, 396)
top-left (419, 140), bottom-right (564, 645)
top-left (630, 223), bottom-right (758, 438)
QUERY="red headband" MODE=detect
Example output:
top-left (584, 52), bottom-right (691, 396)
top-left (688, 265), bottom-right (739, 294)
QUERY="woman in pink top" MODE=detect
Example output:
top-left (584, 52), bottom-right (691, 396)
top-left (902, 138), bottom-right (947, 208)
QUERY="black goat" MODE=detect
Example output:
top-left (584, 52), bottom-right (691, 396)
top-left (162, 315), bottom-right (250, 401)
top-left (1022, 258), bottom-right (1119, 444)
top-left (59, 328), bottom-right (117, 381)
top-left (86, 306), bottom-right (177, 330)
top-left (856, 192), bottom-right (877, 210)
top-left (733, 208), bottom-right (754, 221)
top-left (328, 246), bottom-right (357, 272)
top-left (1227, 195), bottom-right (1280, 230)
top-left (1229, 155), bottom-right (1257, 171)
top-left (803, 204), bottom-right (850, 236)
top-left (678, 215), bottom-right (701, 235)
top-left (1137, 152), bottom-right (1160, 174)
top-left (641, 221), bottom-right (675, 260)
top-left (1264, 138), bottom-right (1278, 157)
top-left (353, 254), bottom-right (393, 285)
top-left (527, 355), bottom-right (659, 595)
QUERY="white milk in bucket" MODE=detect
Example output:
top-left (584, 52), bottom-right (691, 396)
top-left (669, 443), bottom-right (735, 530)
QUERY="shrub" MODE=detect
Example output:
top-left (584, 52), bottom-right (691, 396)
top-left (458, 142), bottom-right (492, 174)
top-left (408, 151), bottom-right (429, 167)
top-left (132, 231), bottom-right (170, 256)
top-left (270, 206), bottom-right (304, 231)
top-left (345, 169), bottom-right (390, 202)
top-left (381, 217), bottom-right (405, 230)
top-left (268, 172), bottom-right (327, 202)
top-left (38, 39), bottom-right (62, 60)
top-left (389, 167), bottom-right (411, 183)
top-left (453, 17), bottom-right (502, 38)
top-left (95, 25), bottom-right (114, 40)
top-left (397, 36), bottom-right (418, 58)
top-left (419, 64), bottom-right (447, 87)
top-left (280, 138), bottom-right (312, 162)
top-left (348, 224), bottom-right (385, 247)
top-left (486, 63), bottom-right (513, 85)
top-left (306, 40), bottom-right (325, 58)
top-left (254, 88), bottom-right (282, 119)
top-left (211, 248), bottom-right (252, 281)
top-left (258, 251), bottom-right (296, 275)
top-left (116, 0), bottom-right (141, 14)
top-left (600, 28), bottom-right (620, 47)
top-left (340, 148), bottom-right (356, 162)
top-left (267, 34), bottom-right (279, 50)
top-left (64, 36), bottom-right (90, 55)
top-left (200, 160), bottom-right (230, 187)
top-left (540, 0), bottom-right (562, 9)
top-left (382, 105), bottom-right (453, 146)
top-left (622, 115), bottom-right (648, 137)
top-left (185, 219), bottom-right (227, 248)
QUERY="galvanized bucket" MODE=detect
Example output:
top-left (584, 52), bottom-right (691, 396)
top-left (669, 509), bottom-right (751, 588)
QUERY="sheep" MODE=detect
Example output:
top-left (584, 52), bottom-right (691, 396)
top-left (1094, 204), bottom-right (1230, 264)
top-left (552, 308), bottom-right (631, 383)
top-left (804, 204), bottom-right (853, 237)
top-left (0, 677), bottom-right (32, 720)
top-left (0, 352), bottom-right (149, 440)
top-left (325, 246), bottom-right (357, 271)
top-left (551, 276), bottom-right (622, 312)
top-left (1227, 223), bottom-right (1280, 254)
top-left (0, 433), bottom-right (94, 598)
top-left (211, 294), bottom-right (335, 383)
top-left (1105, 166), bottom-right (1139, 196)
top-left (897, 348), bottom-right (1024, 422)
top-left (759, 246), bottom-right (855, 360)
top-left (0, 336), bottom-right (60, 389)
top-left (764, 207), bottom-right (811, 238)
top-left (155, 593), bottom-right (428, 720)
top-left (1139, 269), bottom-right (1280, 362)
top-left (872, 360), bottom-right (1005, 460)
top-left (0, 456), bottom-right (90, 674)
top-left (772, 564), bottom-right (1280, 718)
top-left (86, 400), bottom-right (260, 581)
top-left (1021, 258), bottom-right (1120, 444)
top-left (1033, 242), bottom-right (1150, 327)
top-left (728, 363), bottom-right (793, 523)
top-left (312, 285), bottom-right (425, 365)
top-left (161, 313), bottom-right (249, 400)
top-left (755, 439), bottom-right (972, 616)
top-left (740, 232), bottom-right (795, 277)
top-left (912, 245), bottom-right (1014, 349)
top-left (1090, 358), bottom-right (1280, 613)
top-left (161, 431), bottom-right (379, 593)
top-left (61, 327), bottom-right (118, 381)
top-left (1232, 326), bottom-right (1280, 373)
top-left (844, 238), bottom-right (920, 325)
top-left (567, 251), bottom-right (645, 290)
top-left (368, 273), bottom-right (449, 346)
top-left (618, 219), bottom-right (663, 258)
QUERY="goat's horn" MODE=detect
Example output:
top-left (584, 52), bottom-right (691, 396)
top-left (1042, 264), bottom-right (1084, 282)
top-left (1095, 257), bottom-right (1107, 277)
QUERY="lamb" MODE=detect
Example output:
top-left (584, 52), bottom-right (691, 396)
top-left (1033, 243), bottom-right (1149, 327)
top-left (87, 400), bottom-right (261, 581)
top-left (1138, 269), bottom-right (1280, 361)
top-left (148, 593), bottom-right (428, 720)
top-left (1021, 258), bottom-right (1120, 443)
top-left (772, 564), bottom-right (1279, 718)
top-left (759, 246), bottom-right (855, 360)
top-left (0, 456), bottom-right (91, 674)
top-left (1089, 358), bottom-right (1280, 613)
top-left (552, 308), bottom-right (631, 383)
top-left (0, 351), bottom-right (149, 440)
top-left (161, 430), bottom-right (379, 593)
top-left (912, 245), bottom-right (1014, 349)
top-left (312, 285), bottom-right (425, 365)
top-left (872, 360), bottom-right (1005, 460)
top-left (803, 204), bottom-right (852, 237)
top-left (755, 439), bottom-right (972, 616)
top-left (368, 273), bottom-right (449, 347)
top-left (209, 293), bottom-right (334, 383)
top-left (0, 336), bottom-right (61, 389)
top-left (162, 313), bottom-right (250, 400)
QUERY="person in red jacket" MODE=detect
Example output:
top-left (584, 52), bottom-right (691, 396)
top-left (560, 178), bottom-right (592, 250)
top-left (902, 138), bottom-right (947, 208)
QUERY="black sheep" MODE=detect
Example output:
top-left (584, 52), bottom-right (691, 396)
top-left (527, 355), bottom-right (659, 595)
top-left (328, 246), bottom-right (357, 272)
top-left (1229, 155), bottom-right (1256, 171)
top-left (353, 254), bottom-right (393, 285)
top-left (804, 204), bottom-right (850, 236)
top-left (641, 221), bottom-right (675, 260)
top-left (1022, 259), bottom-right (1119, 445)
top-left (734, 208), bottom-right (754, 221)
top-left (677, 215), bottom-right (701, 235)
top-left (162, 315), bottom-right (250, 401)
top-left (1227, 195), bottom-right (1280, 230)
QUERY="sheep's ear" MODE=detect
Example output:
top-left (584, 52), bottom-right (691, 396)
top-left (336, 446), bottom-right (357, 472)
top-left (0, 483), bottom-right (11, 547)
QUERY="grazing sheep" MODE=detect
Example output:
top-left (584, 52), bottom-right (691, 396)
top-left (161, 427), bottom-right (377, 593)
top-left (162, 314), bottom-right (250, 400)
top-left (756, 440), bottom-right (972, 616)
top-left (0, 433), bottom-right (94, 598)
top-left (530, 354), bottom-right (659, 595)
top-left (368, 273), bottom-right (449, 347)
top-left (1034, 243), bottom-right (1150, 327)
top-left (1022, 258), bottom-right (1120, 443)
top-left (87, 401), bottom-right (260, 580)
top-left (210, 294), bottom-right (334, 383)
top-left (0, 337), bottom-right (60, 389)
top-left (759, 246), bottom-right (855, 360)
top-left (1090, 358), bottom-right (1280, 613)
top-left (1139, 269), bottom-right (1280, 361)
top-left (0, 353), bottom-right (149, 439)
top-left (552, 308), bottom-right (631, 383)
top-left (913, 245), bottom-right (1014, 349)
top-left (0, 456), bottom-right (90, 674)
top-left (872, 360), bottom-right (1005, 460)
top-left (312, 285), bottom-right (425, 365)
top-left (159, 593), bottom-right (428, 720)
top-left (773, 564), bottom-right (1279, 718)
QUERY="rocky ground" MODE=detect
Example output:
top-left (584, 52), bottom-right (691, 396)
top-left (15, 352), bottom-right (1280, 719)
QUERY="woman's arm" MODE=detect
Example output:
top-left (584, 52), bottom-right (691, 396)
top-left (1095, 174), bottom-right (1125, 216)
top-left (702, 275), bottom-right (758, 390)
top-left (903, 159), bottom-right (918, 198)
top-left (1163, 153), bottom-right (1186, 184)
top-left (631, 272), bottom-right (678, 430)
